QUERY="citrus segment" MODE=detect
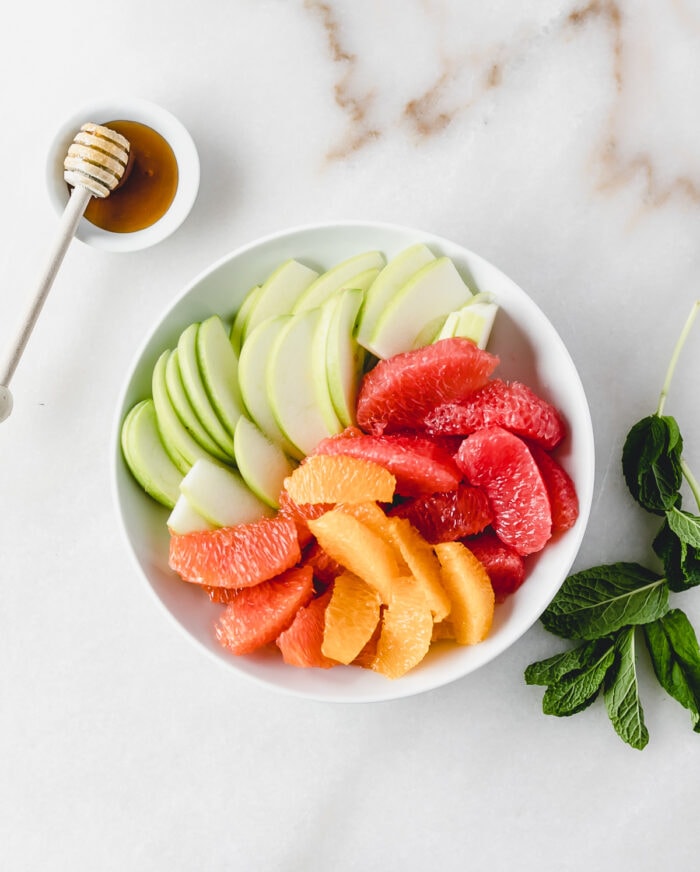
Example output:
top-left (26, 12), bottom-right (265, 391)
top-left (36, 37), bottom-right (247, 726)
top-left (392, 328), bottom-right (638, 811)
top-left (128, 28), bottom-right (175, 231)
top-left (276, 589), bottom-right (338, 669)
top-left (322, 572), bottom-right (382, 664)
top-left (431, 620), bottom-right (456, 641)
top-left (528, 444), bottom-right (579, 533)
top-left (215, 565), bottom-right (314, 655)
top-left (385, 517), bottom-right (451, 621)
top-left (465, 531), bottom-right (526, 602)
top-left (389, 484), bottom-right (493, 544)
top-left (307, 509), bottom-right (401, 602)
top-left (300, 541), bottom-right (343, 588)
top-left (277, 489), bottom-right (333, 547)
top-left (434, 541), bottom-right (495, 645)
top-left (168, 516), bottom-right (300, 589)
top-left (371, 577), bottom-right (433, 679)
top-left (283, 454), bottom-right (396, 505)
top-left (356, 337), bottom-right (499, 435)
top-left (425, 379), bottom-right (566, 449)
top-left (456, 426), bottom-right (552, 556)
top-left (313, 430), bottom-right (462, 496)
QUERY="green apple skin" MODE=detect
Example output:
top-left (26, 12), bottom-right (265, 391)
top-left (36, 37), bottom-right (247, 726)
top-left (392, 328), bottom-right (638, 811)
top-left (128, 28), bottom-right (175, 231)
top-left (366, 257), bottom-right (475, 359)
top-left (292, 250), bottom-right (385, 312)
top-left (242, 260), bottom-right (319, 341)
top-left (230, 285), bottom-right (262, 356)
top-left (356, 243), bottom-right (436, 349)
top-left (322, 288), bottom-right (365, 428)
top-left (267, 308), bottom-right (343, 457)
top-left (197, 315), bottom-right (246, 439)
top-left (179, 457), bottom-right (274, 527)
top-left (121, 398), bottom-right (184, 509)
top-left (233, 415), bottom-right (296, 509)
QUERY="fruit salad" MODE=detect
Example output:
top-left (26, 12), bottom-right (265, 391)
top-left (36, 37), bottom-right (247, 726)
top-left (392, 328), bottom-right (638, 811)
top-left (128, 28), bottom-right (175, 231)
top-left (121, 244), bottom-right (578, 678)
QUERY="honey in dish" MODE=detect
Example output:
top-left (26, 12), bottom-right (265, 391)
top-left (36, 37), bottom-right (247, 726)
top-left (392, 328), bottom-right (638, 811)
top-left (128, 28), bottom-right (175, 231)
top-left (82, 120), bottom-right (178, 233)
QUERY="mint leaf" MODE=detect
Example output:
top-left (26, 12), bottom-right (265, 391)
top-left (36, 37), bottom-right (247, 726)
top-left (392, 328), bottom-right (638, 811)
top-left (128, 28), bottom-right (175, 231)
top-left (541, 641), bottom-right (615, 717)
top-left (525, 642), bottom-right (599, 686)
top-left (643, 609), bottom-right (700, 731)
top-left (652, 517), bottom-right (700, 592)
top-left (603, 627), bottom-right (648, 750)
top-left (666, 507), bottom-right (700, 548)
top-left (622, 414), bottom-right (683, 515)
top-left (540, 563), bottom-right (669, 640)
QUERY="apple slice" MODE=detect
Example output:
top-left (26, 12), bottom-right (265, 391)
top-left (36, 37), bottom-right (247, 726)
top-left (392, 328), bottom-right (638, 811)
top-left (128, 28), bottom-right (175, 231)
top-left (356, 243), bottom-right (436, 349)
top-left (179, 457), bottom-right (274, 526)
top-left (267, 308), bottom-right (343, 456)
top-left (434, 293), bottom-right (499, 349)
top-left (364, 256), bottom-right (474, 359)
top-left (234, 415), bottom-right (296, 508)
top-left (197, 315), bottom-right (246, 437)
top-left (167, 493), bottom-right (214, 534)
top-left (177, 322), bottom-right (237, 458)
top-left (230, 285), bottom-right (262, 355)
top-left (151, 350), bottom-right (219, 473)
top-left (164, 349), bottom-right (232, 463)
top-left (243, 259), bottom-right (319, 340)
top-left (292, 250), bottom-right (385, 312)
top-left (320, 287), bottom-right (365, 428)
top-left (121, 398), bottom-right (183, 508)
top-left (237, 316), bottom-right (303, 459)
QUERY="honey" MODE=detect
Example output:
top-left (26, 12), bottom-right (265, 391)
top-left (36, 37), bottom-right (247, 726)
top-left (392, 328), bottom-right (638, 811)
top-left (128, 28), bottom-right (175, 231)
top-left (81, 120), bottom-right (178, 233)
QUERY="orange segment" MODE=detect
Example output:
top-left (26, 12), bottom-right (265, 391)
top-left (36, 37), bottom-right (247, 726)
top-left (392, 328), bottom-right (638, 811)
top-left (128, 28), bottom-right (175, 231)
top-left (371, 577), bottom-right (433, 679)
top-left (385, 516), bottom-right (451, 621)
top-left (307, 508), bottom-right (400, 602)
top-left (322, 572), bottom-right (382, 664)
top-left (283, 454), bottom-right (396, 505)
top-left (434, 541), bottom-right (495, 644)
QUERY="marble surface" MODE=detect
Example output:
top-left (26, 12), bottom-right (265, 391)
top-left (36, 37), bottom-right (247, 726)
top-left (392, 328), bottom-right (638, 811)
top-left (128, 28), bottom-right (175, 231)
top-left (2, 1), bottom-right (700, 869)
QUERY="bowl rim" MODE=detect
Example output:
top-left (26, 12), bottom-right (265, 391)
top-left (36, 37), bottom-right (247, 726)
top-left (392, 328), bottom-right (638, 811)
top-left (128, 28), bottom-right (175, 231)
top-left (110, 219), bottom-right (596, 702)
top-left (46, 96), bottom-right (200, 252)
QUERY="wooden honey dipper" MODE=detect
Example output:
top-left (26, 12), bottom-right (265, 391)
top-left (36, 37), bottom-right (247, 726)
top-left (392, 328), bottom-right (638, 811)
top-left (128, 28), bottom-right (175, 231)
top-left (0, 123), bottom-right (131, 422)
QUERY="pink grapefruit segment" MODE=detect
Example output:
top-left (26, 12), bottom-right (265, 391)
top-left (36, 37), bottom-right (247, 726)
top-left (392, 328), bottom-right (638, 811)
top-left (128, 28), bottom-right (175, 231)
top-left (528, 444), bottom-right (579, 533)
top-left (276, 588), bottom-right (338, 668)
top-left (389, 484), bottom-right (493, 544)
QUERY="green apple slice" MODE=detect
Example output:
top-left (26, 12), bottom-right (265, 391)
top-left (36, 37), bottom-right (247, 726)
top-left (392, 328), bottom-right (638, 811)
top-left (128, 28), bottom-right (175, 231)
top-left (230, 285), bottom-right (262, 355)
top-left (292, 250), bottom-right (385, 312)
top-left (243, 259), bottom-right (319, 340)
top-left (167, 493), bottom-right (215, 534)
top-left (197, 315), bottom-right (246, 438)
top-left (238, 315), bottom-right (302, 459)
top-left (267, 308), bottom-right (343, 456)
top-left (121, 398), bottom-right (183, 508)
top-left (233, 415), bottom-right (297, 508)
top-left (164, 349), bottom-right (232, 463)
top-left (321, 287), bottom-right (365, 428)
top-left (152, 350), bottom-right (218, 474)
top-left (179, 457), bottom-right (274, 526)
top-left (177, 322), bottom-right (237, 459)
top-left (435, 294), bottom-right (499, 349)
top-left (356, 243), bottom-right (436, 349)
top-left (365, 256), bottom-right (474, 359)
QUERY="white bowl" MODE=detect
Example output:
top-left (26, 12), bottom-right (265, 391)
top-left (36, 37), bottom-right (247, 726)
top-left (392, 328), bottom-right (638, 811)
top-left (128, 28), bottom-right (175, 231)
top-left (111, 221), bottom-right (595, 702)
top-left (46, 97), bottom-right (199, 252)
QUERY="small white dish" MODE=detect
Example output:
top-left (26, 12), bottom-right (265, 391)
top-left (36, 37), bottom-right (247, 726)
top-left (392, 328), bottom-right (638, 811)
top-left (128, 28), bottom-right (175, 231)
top-left (111, 220), bottom-right (596, 703)
top-left (46, 97), bottom-right (200, 252)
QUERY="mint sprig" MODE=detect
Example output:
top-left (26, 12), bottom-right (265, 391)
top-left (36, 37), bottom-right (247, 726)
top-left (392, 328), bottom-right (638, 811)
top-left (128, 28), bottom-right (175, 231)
top-left (526, 301), bottom-right (700, 749)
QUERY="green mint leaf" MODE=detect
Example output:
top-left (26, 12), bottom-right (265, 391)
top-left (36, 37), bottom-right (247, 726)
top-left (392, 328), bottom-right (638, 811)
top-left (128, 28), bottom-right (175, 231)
top-left (622, 414), bottom-right (683, 515)
top-left (603, 627), bottom-right (649, 750)
top-left (666, 507), bottom-right (700, 548)
top-left (541, 640), bottom-right (616, 717)
top-left (643, 609), bottom-right (700, 732)
top-left (525, 640), bottom-right (601, 686)
top-left (652, 516), bottom-right (700, 592)
top-left (540, 562), bottom-right (669, 640)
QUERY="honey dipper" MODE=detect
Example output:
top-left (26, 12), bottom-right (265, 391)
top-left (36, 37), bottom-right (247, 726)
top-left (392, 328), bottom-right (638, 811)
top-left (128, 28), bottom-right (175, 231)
top-left (0, 123), bottom-right (131, 422)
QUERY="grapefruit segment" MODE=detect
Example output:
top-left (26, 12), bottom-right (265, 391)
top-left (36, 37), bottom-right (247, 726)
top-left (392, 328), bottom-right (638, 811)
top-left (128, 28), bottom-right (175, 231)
top-left (283, 454), bottom-right (396, 505)
top-left (434, 541), bottom-right (495, 645)
top-left (371, 577), bottom-right (433, 679)
top-left (322, 572), bottom-right (382, 665)
top-left (528, 444), bottom-right (579, 533)
top-left (276, 589), bottom-right (338, 668)
top-left (456, 426), bottom-right (552, 556)
top-left (215, 565), bottom-right (314, 655)
top-left (425, 379), bottom-right (566, 449)
top-left (356, 337), bottom-right (499, 435)
top-left (464, 531), bottom-right (526, 602)
top-left (168, 516), bottom-right (300, 589)
top-left (389, 484), bottom-right (493, 544)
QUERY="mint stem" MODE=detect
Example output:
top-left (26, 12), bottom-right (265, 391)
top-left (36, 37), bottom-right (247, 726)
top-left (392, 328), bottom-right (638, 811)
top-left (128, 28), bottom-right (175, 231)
top-left (681, 459), bottom-right (700, 512)
top-left (657, 300), bottom-right (700, 416)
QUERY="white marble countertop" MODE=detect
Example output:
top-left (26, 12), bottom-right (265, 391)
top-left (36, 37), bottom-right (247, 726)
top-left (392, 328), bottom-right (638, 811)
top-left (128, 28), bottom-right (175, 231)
top-left (2, 2), bottom-right (700, 869)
